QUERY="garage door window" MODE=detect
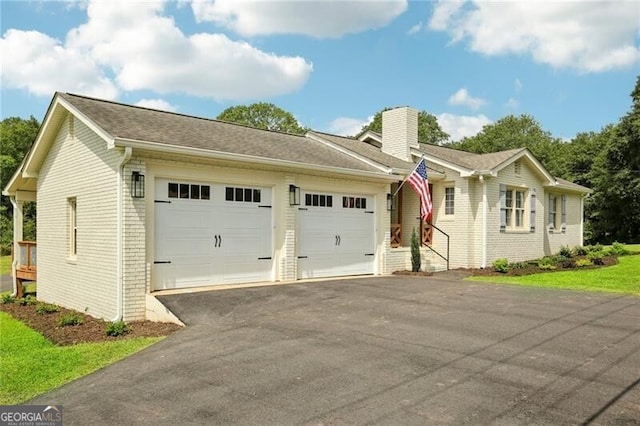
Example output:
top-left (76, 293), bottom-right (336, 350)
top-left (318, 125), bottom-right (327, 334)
top-left (168, 182), bottom-right (210, 200)
top-left (305, 193), bottom-right (333, 207)
top-left (225, 187), bottom-right (261, 203)
top-left (342, 196), bottom-right (366, 209)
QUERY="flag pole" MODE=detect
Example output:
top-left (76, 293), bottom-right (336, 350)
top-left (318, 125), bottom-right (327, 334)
top-left (390, 155), bottom-right (425, 198)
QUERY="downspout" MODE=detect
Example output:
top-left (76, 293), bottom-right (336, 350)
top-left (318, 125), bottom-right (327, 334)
top-left (480, 176), bottom-right (488, 269)
top-left (9, 196), bottom-right (23, 297)
top-left (112, 146), bottom-right (132, 321)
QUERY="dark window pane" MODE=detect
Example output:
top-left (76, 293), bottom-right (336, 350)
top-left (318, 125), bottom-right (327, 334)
top-left (168, 183), bottom-right (178, 198)
top-left (253, 189), bottom-right (261, 203)
top-left (245, 188), bottom-right (252, 202)
top-left (327, 196), bottom-right (332, 207)
top-left (305, 194), bottom-right (311, 206)
top-left (201, 185), bottom-right (210, 200)
top-left (313, 194), bottom-right (319, 206)
top-left (191, 185), bottom-right (200, 199)
top-left (235, 187), bottom-right (243, 202)
top-left (180, 184), bottom-right (189, 198)
top-left (319, 195), bottom-right (326, 207)
top-left (225, 187), bottom-right (233, 201)
top-left (350, 197), bottom-right (355, 208)
top-left (356, 198), bottom-right (361, 208)
top-left (362, 198), bottom-right (366, 209)
top-left (343, 197), bottom-right (348, 208)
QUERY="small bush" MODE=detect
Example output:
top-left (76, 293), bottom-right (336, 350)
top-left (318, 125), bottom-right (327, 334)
top-left (576, 259), bottom-right (593, 267)
top-left (558, 245), bottom-right (573, 258)
top-left (57, 312), bottom-right (83, 327)
top-left (105, 321), bottom-right (130, 337)
top-left (36, 303), bottom-right (60, 315)
top-left (608, 242), bottom-right (629, 256)
top-left (410, 228), bottom-right (421, 272)
top-left (585, 244), bottom-right (603, 253)
top-left (493, 258), bottom-right (510, 273)
top-left (560, 259), bottom-right (577, 269)
top-left (16, 295), bottom-right (37, 306)
top-left (587, 250), bottom-right (606, 265)
top-left (1, 294), bottom-right (15, 304)
top-left (509, 261), bottom-right (528, 270)
top-left (573, 246), bottom-right (588, 256)
top-left (537, 257), bottom-right (557, 270)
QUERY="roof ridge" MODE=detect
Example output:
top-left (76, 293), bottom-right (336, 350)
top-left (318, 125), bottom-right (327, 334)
top-left (61, 92), bottom-right (308, 139)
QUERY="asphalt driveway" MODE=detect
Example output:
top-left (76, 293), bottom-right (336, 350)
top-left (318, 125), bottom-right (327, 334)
top-left (30, 276), bottom-right (640, 425)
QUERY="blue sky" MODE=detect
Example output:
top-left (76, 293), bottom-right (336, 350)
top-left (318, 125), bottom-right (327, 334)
top-left (1, 1), bottom-right (639, 141)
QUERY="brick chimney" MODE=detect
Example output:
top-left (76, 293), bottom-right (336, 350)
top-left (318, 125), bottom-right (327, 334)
top-left (381, 107), bottom-right (418, 162)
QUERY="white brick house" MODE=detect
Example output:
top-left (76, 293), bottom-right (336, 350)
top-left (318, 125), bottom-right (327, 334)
top-left (3, 94), bottom-right (590, 321)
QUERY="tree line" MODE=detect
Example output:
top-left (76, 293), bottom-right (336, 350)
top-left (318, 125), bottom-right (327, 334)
top-left (1, 76), bottom-right (638, 254)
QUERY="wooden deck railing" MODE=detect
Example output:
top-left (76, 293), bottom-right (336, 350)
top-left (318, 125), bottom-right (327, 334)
top-left (390, 224), bottom-right (402, 247)
top-left (14, 241), bottom-right (36, 297)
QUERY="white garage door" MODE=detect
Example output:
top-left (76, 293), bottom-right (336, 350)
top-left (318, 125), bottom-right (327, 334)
top-left (298, 191), bottom-right (375, 279)
top-left (153, 179), bottom-right (273, 290)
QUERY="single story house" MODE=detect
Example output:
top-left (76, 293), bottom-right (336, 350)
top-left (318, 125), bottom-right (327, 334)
top-left (3, 93), bottom-right (591, 321)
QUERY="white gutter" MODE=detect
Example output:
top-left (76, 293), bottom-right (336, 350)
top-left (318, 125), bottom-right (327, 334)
top-left (480, 176), bottom-right (488, 269)
top-left (112, 146), bottom-right (132, 322)
top-left (112, 137), bottom-right (400, 182)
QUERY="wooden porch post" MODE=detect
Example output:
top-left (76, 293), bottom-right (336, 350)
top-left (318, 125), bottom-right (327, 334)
top-left (10, 196), bottom-right (24, 297)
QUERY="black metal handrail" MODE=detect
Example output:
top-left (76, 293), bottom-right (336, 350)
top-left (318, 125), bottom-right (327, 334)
top-left (424, 223), bottom-right (450, 270)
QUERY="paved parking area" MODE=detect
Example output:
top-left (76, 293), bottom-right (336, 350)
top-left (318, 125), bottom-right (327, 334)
top-left (31, 276), bottom-right (640, 425)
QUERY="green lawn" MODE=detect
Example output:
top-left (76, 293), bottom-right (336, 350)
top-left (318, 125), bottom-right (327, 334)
top-left (0, 312), bottom-right (161, 404)
top-left (468, 255), bottom-right (640, 296)
top-left (1, 255), bottom-right (11, 275)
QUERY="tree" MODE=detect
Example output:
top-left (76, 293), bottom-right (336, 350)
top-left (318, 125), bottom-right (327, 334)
top-left (587, 76), bottom-right (640, 244)
top-left (358, 108), bottom-right (449, 145)
top-left (448, 114), bottom-right (566, 176)
top-left (0, 116), bottom-right (40, 254)
top-left (216, 103), bottom-right (306, 135)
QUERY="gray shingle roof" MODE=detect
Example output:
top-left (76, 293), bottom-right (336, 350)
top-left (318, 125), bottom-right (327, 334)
top-left (59, 93), bottom-right (383, 174)
top-left (555, 177), bottom-right (592, 193)
top-left (308, 131), bottom-right (415, 171)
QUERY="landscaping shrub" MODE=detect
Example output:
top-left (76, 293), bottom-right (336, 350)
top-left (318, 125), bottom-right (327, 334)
top-left (36, 303), bottom-right (60, 315)
top-left (15, 296), bottom-right (37, 306)
top-left (608, 242), bottom-right (630, 256)
top-left (537, 257), bottom-right (557, 270)
top-left (57, 312), bottom-right (83, 327)
top-left (410, 228), bottom-right (421, 272)
top-left (105, 321), bottom-right (130, 337)
top-left (587, 250), bottom-right (606, 265)
top-left (576, 259), bottom-right (593, 267)
top-left (558, 245), bottom-right (573, 258)
top-left (585, 244), bottom-right (603, 253)
top-left (573, 245), bottom-right (588, 256)
top-left (1, 294), bottom-right (15, 304)
top-left (492, 258), bottom-right (510, 273)
top-left (509, 261), bottom-right (528, 270)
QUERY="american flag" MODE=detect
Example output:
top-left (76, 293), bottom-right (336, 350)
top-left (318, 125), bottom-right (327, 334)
top-left (407, 158), bottom-right (433, 222)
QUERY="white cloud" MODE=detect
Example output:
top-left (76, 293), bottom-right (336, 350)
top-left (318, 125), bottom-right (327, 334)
top-left (191, 0), bottom-right (408, 38)
top-left (134, 98), bottom-right (177, 112)
top-left (504, 97), bottom-right (519, 110)
top-left (326, 116), bottom-right (373, 137)
top-left (1, 1), bottom-right (313, 101)
top-left (407, 22), bottom-right (423, 35)
top-left (514, 78), bottom-right (522, 93)
top-left (428, 0), bottom-right (640, 73)
top-left (437, 113), bottom-right (491, 142)
top-left (0, 29), bottom-right (119, 99)
top-left (448, 88), bottom-right (486, 110)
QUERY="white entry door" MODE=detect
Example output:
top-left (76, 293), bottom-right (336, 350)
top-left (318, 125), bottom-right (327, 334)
top-left (153, 179), bottom-right (273, 290)
top-left (298, 192), bottom-right (375, 279)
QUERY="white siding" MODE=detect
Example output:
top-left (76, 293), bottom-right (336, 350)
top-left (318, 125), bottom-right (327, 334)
top-left (485, 161), bottom-right (546, 265)
top-left (544, 192), bottom-right (584, 255)
top-left (37, 116), bottom-right (120, 319)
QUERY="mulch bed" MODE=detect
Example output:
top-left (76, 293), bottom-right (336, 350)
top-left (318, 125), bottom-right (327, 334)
top-left (469, 255), bottom-right (619, 276)
top-left (0, 303), bottom-right (182, 346)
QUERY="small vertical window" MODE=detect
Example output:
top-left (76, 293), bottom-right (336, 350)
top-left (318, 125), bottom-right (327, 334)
top-left (305, 194), bottom-right (312, 206)
top-left (179, 184), bottom-right (189, 199)
top-left (253, 189), bottom-right (261, 203)
top-left (69, 198), bottom-right (77, 257)
top-left (514, 161), bottom-right (521, 175)
top-left (225, 187), bottom-right (234, 201)
top-left (235, 188), bottom-right (243, 202)
top-left (244, 188), bottom-right (252, 202)
top-left (190, 185), bottom-right (200, 200)
top-left (168, 183), bottom-right (178, 198)
top-left (201, 185), bottom-right (210, 200)
top-left (445, 187), bottom-right (455, 215)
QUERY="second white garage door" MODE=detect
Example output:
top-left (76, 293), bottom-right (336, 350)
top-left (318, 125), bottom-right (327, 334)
top-left (153, 179), bottom-right (273, 290)
top-left (297, 191), bottom-right (375, 279)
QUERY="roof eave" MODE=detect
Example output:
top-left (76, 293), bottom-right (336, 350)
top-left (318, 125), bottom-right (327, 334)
top-left (113, 137), bottom-right (401, 181)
